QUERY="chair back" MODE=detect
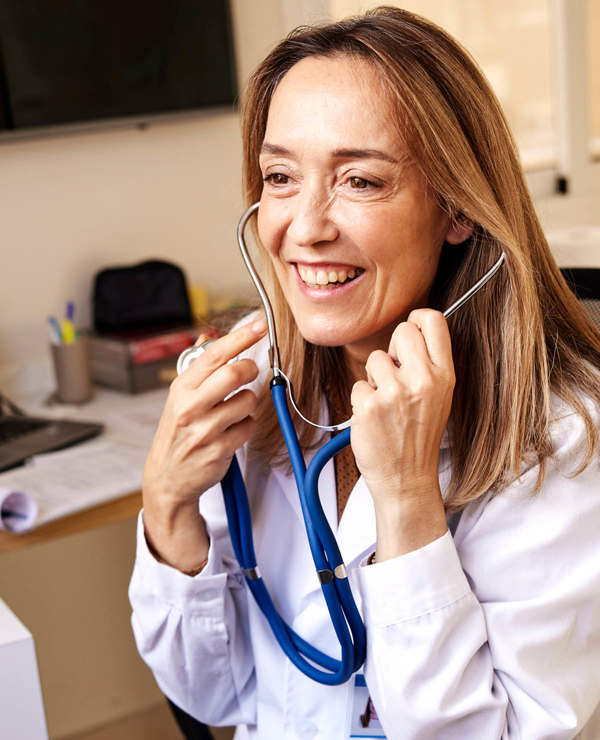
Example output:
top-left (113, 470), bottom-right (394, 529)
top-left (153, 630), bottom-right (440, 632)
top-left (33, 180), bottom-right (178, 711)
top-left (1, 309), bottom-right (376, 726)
top-left (560, 268), bottom-right (600, 331)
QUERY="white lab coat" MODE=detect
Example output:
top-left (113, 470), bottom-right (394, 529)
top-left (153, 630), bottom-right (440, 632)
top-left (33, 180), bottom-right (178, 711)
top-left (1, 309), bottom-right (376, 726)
top-left (129, 334), bottom-right (600, 739)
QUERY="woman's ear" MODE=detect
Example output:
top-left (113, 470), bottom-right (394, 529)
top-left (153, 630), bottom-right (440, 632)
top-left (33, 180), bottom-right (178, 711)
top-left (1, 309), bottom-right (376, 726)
top-left (445, 214), bottom-right (474, 245)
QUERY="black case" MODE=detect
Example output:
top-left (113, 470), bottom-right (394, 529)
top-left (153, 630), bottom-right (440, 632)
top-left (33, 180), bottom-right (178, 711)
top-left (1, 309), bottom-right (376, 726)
top-left (93, 259), bottom-right (192, 333)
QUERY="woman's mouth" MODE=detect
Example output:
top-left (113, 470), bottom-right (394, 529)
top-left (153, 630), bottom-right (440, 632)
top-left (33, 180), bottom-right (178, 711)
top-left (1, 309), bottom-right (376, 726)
top-left (296, 263), bottom-right (364, 289)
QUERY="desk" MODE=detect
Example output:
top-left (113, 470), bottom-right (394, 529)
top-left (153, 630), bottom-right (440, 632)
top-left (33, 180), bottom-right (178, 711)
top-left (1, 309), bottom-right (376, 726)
top-left (0, 490), bottom-right (142, 554)
top-left (0, 385), bottom-right (167, 537)
top-left (0, 387), bottom-right (167, 739)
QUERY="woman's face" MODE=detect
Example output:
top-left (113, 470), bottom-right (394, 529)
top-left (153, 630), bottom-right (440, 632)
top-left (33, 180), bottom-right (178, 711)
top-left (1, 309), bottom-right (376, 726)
top-left (257, 55), bottom-right (462, 361)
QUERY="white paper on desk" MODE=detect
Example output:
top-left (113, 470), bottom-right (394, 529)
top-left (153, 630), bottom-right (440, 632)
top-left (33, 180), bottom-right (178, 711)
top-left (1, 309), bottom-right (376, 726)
top-left (102, 393), bottom-right (166, 448)
top-left (0, 441), bottom-right (147, 533)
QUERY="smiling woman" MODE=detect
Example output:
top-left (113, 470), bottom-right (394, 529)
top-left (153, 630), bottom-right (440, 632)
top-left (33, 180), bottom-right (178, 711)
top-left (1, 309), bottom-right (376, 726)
top-left (256, 56), bottom-right (470, 355)
top-left (129, 7), bottom-right (600, 740)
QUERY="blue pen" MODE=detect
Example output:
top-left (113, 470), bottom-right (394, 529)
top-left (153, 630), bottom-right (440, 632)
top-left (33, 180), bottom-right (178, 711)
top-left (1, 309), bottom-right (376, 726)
top-left (66, 301), bottom-right (75, 322)
top-left (48, 315), bottom-right (62, 344)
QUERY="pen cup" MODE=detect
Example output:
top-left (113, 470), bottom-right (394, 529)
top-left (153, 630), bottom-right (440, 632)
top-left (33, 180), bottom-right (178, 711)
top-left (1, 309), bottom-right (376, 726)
top-left (50, 336), bottom-right (93, 404)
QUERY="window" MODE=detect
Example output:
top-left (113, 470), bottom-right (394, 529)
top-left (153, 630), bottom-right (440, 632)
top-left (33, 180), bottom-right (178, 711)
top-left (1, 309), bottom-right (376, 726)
top-left (587, 0), bottom-right (600, 158)
top-left (329, 0), bottom-right (557, 170)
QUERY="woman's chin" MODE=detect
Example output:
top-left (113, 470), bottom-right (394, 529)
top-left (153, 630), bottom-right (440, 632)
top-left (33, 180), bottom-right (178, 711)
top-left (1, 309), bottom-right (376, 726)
top-left (294, 321), bottom-right (361, 348)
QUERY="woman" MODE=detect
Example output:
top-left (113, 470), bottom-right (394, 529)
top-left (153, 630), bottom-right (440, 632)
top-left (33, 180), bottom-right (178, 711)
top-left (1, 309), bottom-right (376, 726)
top-left (129, 7), bottom-right (600, 738)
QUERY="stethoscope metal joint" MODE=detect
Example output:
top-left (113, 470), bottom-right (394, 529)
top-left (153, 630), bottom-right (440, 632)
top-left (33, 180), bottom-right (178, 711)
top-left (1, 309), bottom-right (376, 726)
top-left (177, 201), bottom-right (506, 685)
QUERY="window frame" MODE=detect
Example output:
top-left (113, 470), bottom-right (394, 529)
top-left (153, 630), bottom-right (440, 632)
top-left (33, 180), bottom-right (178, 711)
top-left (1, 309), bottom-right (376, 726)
top-left (310, 0), bottom-right (600, 205)
top-left (523, 0), bottom-right (598, 201)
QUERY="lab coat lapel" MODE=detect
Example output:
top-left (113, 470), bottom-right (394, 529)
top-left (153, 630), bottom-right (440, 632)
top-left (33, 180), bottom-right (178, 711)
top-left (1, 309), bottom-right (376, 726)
top-left (269, 463), bottom-right (375, 602)
top-left (266, 456), bottom-right (339, 608)
top-left (268, 452), bottom-right (339, 535)
top-left (336, 475), bottom-right (376, 568)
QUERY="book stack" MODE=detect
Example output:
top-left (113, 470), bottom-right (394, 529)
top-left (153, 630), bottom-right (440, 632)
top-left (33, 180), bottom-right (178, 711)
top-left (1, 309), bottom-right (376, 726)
top-left (87, 324), bottom-right (220, 393)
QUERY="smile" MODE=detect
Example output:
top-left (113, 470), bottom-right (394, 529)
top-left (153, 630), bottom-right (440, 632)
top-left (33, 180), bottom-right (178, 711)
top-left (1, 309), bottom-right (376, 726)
top-left (296, 263), bottom-right (364, 289)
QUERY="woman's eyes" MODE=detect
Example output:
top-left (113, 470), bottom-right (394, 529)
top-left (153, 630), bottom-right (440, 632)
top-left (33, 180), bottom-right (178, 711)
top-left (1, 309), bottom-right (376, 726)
top-left (263, 172), bottom-right (380, 191)
top-left (264, 172), bottom-right (290, 186)
top-left (348, 176), bottom-right (373, 190)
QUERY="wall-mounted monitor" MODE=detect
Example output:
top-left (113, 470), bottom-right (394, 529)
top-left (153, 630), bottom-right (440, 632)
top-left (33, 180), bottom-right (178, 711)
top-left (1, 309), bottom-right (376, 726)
top-left (0, 0), bottom-right (237, 139)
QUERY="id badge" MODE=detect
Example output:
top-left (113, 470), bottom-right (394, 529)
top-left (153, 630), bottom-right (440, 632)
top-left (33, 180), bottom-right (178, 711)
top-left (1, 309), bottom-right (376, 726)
top-left (345, 673), bottom-right (387, 738)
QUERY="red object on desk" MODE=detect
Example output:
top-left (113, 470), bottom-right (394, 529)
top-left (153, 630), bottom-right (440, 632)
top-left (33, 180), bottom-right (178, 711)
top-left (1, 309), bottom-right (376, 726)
top-left (87, 324), bottom-right (221, 393)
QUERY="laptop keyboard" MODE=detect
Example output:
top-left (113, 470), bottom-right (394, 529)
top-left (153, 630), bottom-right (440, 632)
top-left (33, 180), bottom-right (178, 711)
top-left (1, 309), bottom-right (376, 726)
top-left (0, 418), bottom-right (51, 443)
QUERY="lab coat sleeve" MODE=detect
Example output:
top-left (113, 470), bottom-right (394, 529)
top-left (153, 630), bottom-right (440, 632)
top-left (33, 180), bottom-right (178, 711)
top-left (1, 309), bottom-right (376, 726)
top-left (357, 406), bottom-right (600, 739)
top-left (128, 502), bottom-right (256, 727)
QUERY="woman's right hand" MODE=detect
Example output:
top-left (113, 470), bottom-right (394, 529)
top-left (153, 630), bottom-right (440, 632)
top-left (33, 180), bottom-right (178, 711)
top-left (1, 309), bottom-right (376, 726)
top-left (141, 317), bottom-right (268, 572)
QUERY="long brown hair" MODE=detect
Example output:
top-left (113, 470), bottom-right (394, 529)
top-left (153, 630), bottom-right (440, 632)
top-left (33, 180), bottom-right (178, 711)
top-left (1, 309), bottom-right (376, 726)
top-left (240, 6), bottom-right (600, 510)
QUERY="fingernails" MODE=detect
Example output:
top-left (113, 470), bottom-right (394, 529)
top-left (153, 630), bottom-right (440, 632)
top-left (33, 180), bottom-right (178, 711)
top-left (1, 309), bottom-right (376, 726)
top-left (194, 332), bottom-right (210, 346)
top-left (251, 317), bottom-right (268, 333)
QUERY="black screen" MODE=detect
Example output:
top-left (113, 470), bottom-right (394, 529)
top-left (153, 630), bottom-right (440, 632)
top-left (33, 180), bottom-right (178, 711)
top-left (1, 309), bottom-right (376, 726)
top-left (0, 0), bottom-right (237, 131)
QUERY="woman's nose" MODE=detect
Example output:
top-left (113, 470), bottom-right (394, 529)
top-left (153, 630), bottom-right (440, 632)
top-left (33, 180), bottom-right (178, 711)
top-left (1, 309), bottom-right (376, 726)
top-left (286, 190), bottom-right (339, 247)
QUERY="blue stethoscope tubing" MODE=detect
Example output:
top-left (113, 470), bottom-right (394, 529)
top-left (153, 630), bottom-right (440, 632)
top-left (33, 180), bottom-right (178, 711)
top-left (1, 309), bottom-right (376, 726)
top-left (221, 378), bottom-right (364, 684)
top-left (183, 202), bottom-right (506, 686)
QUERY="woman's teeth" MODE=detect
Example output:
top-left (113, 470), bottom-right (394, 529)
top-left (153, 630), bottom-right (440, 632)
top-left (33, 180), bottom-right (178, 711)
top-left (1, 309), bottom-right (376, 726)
top-left (297, 265), bottom-right (362, 288)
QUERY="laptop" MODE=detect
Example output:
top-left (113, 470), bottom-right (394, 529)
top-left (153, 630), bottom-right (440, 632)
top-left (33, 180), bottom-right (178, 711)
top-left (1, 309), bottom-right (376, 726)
top-left (0, 391), bottom-right (103, 473)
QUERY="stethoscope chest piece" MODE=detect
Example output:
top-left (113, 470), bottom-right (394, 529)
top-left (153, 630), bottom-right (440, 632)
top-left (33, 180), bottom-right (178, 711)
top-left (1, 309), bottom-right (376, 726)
top-left (176, 340), bottom-right (216, 375)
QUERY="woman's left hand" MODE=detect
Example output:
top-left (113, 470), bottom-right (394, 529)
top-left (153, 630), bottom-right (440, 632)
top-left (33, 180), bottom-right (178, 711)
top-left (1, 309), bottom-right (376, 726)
top-left (350, 309), bottom-right (454, 555)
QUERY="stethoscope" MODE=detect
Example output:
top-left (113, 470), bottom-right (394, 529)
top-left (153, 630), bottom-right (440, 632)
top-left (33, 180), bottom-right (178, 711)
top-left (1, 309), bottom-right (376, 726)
top-left (177, 201), bottom-right (505, 685)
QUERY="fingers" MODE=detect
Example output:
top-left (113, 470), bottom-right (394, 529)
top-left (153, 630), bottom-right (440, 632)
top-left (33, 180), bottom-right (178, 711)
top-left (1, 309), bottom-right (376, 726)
top-left (349, 312), bottom-right (455, 498)
top-left (388, 321), bottom-right (431, 369)
top-left (354, 309), bottom-right (454, 404)
top-left (169, 388), bottom-right (257, 456)
top-left (364, 350), bottom-right (397, 390)
top-left (209, 388), bottom-right (258, 433)
top-left (182, 317), bottom-right (268, 387)
top-left (397, 309), bottom-right (453, 370)
top-left (350, 378), bottom-right (374, 410)
top-left (198, 359), bottom-right (260, 410)
top-left (196, 416), bottom-right (256, 468)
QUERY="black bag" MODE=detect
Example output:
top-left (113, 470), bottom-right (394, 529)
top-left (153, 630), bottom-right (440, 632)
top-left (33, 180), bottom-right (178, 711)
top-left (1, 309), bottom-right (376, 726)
top-left (93, 260), bottom-right (192, 333)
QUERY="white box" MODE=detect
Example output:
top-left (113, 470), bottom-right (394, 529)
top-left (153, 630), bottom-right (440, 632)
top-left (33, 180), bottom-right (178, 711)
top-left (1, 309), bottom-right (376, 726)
top-left (0, 597), bottom-right (48, 739)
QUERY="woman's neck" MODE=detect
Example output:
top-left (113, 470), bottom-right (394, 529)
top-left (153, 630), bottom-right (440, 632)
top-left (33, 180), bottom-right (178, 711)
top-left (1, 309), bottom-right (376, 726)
top-left (343, 327), bottom-right (395, 384)
top-left (344, 348), bottom-right (368, 385)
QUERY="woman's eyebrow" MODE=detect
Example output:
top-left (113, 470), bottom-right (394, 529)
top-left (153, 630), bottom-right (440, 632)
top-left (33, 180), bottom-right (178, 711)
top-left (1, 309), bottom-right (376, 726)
top-left (260, 142), bottom-right (291, 156)
top-left (260, 142), bottom-right (399, 164)
top-left (331, 148), bottom-right (399, 164)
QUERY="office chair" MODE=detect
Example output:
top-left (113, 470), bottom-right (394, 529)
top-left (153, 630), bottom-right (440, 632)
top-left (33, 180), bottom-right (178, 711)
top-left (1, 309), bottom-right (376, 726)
top-left (560, 267), bottom-right (600, 330)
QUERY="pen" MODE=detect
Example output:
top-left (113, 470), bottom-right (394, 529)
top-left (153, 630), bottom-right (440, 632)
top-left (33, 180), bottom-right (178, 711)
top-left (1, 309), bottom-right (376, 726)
top-left (48, 315), bottom-right (62, 344)
top-left (62, 301), bottom-right (76, 344)
top-left (61, 318), bottom-right (76, 344)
